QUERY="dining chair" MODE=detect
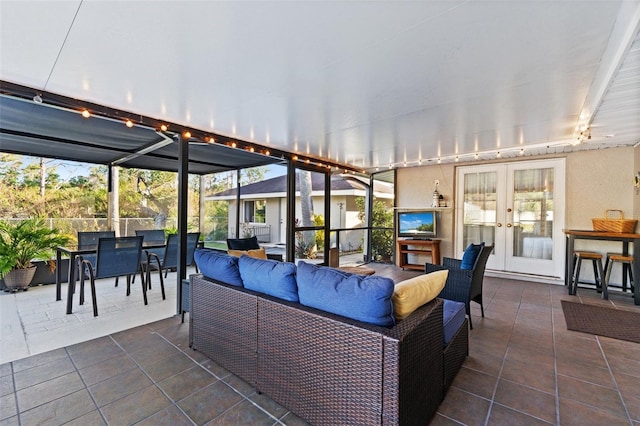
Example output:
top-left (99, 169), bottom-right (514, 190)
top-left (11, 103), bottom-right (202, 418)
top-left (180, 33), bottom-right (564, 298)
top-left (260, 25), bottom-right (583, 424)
top-left (226, 236), bottom-right (282, 261)
top-left (135, 229), bottom-right (165, 247)
top-left (143, 232), bottom-right (200, 293)
top-left (226, 236), bottom-right (260, 250)
top-left (77, 230), bottom-right (116, 284)
top-left (77, 231), bottom-right (115, 262)
top-left (78, 236), bottom-right (145, 316)
top-left (133, 229), bottom-right (166, 286)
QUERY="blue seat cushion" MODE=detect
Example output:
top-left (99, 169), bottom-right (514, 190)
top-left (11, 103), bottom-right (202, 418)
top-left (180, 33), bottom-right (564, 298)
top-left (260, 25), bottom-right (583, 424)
top-left (460, 243), bottom-right (484, 270)
top-left (238, 255), bottom-right (298, 302)
top-left (194, 249), bottom-right (243, 287)
top-left (443, 299), bottom-right (466, 345)
top-left (297, 261), bottom-right (396, 327)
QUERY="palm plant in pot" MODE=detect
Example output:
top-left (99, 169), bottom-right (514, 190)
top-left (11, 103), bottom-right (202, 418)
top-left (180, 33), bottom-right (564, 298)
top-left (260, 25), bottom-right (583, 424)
top-left (0, 218), bottom-right (71, 291)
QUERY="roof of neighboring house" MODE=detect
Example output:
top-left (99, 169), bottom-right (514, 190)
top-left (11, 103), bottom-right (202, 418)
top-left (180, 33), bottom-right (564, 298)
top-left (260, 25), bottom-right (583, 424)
top-left (208, 173), bottom-right (393, 199)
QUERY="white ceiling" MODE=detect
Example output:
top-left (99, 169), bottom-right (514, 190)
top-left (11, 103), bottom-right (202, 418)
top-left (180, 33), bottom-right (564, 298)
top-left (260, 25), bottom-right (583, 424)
top-left (1, 0), bottom-right (639, 172)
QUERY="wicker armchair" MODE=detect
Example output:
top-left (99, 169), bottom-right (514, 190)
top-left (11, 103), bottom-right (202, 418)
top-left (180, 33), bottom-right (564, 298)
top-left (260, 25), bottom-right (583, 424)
top-left (425, 244), bottom-right (494, 329)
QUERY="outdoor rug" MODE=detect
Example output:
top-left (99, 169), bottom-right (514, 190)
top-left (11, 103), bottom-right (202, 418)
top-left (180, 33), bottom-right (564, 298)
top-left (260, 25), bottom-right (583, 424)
top-left (561, 300), bottom-right (640, 344)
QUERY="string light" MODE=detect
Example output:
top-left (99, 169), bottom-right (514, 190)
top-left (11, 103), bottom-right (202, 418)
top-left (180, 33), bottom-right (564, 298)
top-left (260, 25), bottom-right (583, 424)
top-left (10, 84), bottom-right (363, 176)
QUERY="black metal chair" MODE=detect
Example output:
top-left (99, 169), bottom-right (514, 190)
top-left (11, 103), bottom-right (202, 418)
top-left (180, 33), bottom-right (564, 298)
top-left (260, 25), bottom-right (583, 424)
top-left (143, 232), bottom-right (200, 294)
top-left (425, 243), bottom-right (494, 329)
top-left (226, 236), bottom-right (283, 261)
top-left (186, 232), bottom-right (201, 273)
top-left (135, 229), bottom-right (165, 251)
top-left (78, 236), bottom-right (145, 316)
top-left (77, 231), bottom-right (115, 266)
top-left (227, 236), bottom-right (260, 250)
top-left (77, 230), bottom-right (116, 284)
top-left (133, 229), bottom-right (166, 286)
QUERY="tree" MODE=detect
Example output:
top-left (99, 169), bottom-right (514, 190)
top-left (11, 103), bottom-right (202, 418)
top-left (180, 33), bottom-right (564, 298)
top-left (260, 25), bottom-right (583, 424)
top-left (355, 196), bottom-right (394, 262)
top-left (296, 170), bottom-right (317, 258)
top-left (241, 166), bottom-right (266, 186)
top-left (0, 154), bottom-right (200, 232)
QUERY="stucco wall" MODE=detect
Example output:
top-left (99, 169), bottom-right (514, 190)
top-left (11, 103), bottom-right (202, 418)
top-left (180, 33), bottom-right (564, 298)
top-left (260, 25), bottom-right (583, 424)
top-left (566, 147), bottom-right (636, 228)
top-left (635, 145), bottom-right (640, 216)
top-left (397, 146), bottom-right (636, 262)
top-left (396, 163), bottom-right (456, 259)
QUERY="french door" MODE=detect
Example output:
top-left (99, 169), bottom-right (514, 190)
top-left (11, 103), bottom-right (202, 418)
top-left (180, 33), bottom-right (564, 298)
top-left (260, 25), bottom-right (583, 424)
top-left (455, 158), bottom-right (565, 278)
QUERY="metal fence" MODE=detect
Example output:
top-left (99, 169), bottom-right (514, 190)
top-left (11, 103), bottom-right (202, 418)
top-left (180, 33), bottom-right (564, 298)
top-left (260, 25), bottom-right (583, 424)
top-left (1, 217), bottom-right (200, 241)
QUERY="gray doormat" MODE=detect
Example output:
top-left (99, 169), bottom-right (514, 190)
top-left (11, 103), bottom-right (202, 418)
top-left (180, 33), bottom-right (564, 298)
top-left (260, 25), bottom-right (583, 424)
top-left (561, 300), bottom-right (640, 344)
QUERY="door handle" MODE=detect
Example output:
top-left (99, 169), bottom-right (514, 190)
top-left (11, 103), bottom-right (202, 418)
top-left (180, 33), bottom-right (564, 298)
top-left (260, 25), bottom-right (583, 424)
top-left (507, 223), bottom-right (513, 228)
top-left (497, 223), bottom-right (503, 227)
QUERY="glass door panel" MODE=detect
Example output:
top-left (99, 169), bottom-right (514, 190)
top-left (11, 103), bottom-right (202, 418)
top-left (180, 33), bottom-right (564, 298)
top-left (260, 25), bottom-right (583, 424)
top-left (511, 168), bottom-right (554, 260)
top-left (462, 171), bottom-right (498, 249)
top-left (457, 158), bottom-right (565, 278)
top-left (504, 159), bottom-right (564, 277)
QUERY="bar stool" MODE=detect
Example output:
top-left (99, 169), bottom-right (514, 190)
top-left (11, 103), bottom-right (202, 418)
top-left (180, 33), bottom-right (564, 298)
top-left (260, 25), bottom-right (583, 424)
top-left (571, 251), bottom-right (607, 299)
top-left (604, 254), bottom-right (634, 293)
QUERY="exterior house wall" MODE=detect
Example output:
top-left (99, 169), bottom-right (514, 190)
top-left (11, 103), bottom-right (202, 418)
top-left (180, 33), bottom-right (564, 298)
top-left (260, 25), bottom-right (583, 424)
top-left (295, 194), bottom-right (364, 251)
top-left (396, 146), bottom-right (636, 279)
top-left (222, 193), bottom-right (365, 248)
top-left (228, 200), bottom-right (238, 237)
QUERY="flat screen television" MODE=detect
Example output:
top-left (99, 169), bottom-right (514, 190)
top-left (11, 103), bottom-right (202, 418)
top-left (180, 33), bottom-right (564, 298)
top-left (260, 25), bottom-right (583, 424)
top-left (397, 210), bottom-right (437, 239)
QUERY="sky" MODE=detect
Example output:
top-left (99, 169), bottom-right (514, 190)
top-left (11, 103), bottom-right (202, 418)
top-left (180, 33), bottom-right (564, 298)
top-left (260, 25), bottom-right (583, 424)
top-left (18, 154), bottom-right (286, 181)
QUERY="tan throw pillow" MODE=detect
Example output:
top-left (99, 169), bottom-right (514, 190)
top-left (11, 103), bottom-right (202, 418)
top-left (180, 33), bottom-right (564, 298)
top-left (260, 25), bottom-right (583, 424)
top-left (392, 270), bottom-right (449, 320)
top-left (228, 247), bottom-right (268, 259)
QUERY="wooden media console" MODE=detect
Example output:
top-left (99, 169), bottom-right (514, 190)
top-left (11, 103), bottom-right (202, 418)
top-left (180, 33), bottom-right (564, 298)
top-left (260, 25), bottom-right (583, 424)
top-left (397, 239), bottom-right (441, 270)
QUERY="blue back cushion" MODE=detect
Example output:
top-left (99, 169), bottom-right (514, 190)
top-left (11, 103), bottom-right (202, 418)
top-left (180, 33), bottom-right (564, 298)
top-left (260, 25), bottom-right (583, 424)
top-left (194, 249), bottom-right (243, 287)
top-left (296, 261), bottom-right (396, 327)
top-left (238, 255), bottom-right (298, 302)
top-left (460, 243), bottom-right (484, 270)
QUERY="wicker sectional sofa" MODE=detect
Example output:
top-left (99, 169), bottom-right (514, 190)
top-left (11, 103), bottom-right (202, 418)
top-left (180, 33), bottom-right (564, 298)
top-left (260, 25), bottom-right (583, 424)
top-left (189, 251), bottom-right (468, 425)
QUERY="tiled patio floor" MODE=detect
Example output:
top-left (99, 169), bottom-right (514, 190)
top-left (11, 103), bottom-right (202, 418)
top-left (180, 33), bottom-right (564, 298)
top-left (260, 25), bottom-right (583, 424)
top-left (1, 266), bottom-right (639, 425)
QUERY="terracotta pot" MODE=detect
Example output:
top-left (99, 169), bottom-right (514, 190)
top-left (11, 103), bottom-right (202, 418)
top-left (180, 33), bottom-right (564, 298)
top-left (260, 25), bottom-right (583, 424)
top-left (3, 266), bottom-right (37, 291)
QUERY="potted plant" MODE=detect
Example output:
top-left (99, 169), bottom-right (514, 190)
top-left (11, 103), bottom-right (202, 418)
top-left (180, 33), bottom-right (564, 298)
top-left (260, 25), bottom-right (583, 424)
top-left (0, 218), bottom-right (71, 292)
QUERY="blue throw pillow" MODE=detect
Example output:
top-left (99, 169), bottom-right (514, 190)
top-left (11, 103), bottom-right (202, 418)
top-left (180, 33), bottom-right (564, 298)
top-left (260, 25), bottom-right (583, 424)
top-left (238, 255), bottom-right (298, 302)
top-left (297, 261), bottom-right (395, 327)
top-left (460, 243), bottom-right (484, 270)
top-left (194, 249), bottom-right (243, 287)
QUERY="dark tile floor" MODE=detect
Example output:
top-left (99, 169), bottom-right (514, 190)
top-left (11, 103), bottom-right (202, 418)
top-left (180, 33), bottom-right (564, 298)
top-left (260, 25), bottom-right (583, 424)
top-left (1, 270), bottom-right (639, 425)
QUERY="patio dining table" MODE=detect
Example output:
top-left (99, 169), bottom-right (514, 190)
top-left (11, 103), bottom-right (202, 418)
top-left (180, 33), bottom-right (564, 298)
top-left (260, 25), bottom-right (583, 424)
top-left (56, 241), bottom-right (165, 314)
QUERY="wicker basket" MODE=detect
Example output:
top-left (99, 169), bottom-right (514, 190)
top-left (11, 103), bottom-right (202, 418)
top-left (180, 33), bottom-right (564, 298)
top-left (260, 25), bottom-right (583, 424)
top-left (592, 210), bottom-right (637, 233)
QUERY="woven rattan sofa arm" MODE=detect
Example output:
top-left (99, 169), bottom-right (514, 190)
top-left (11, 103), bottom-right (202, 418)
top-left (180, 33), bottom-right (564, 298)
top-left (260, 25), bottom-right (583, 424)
top-left (381, 298), bottom-right (444, 424)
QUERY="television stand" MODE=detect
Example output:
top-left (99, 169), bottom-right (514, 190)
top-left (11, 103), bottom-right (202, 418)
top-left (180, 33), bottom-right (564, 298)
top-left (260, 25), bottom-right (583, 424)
top-left (397, 239), bottom-right (441, 270)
